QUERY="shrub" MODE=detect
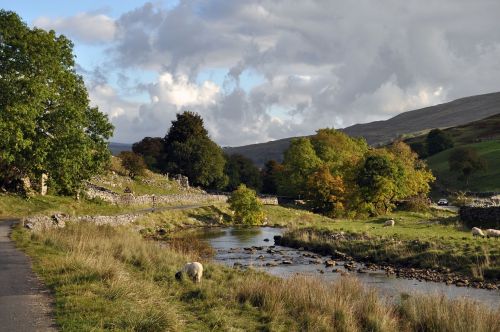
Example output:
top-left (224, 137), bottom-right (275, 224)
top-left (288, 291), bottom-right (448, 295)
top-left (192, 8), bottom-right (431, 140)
top-left (228, 184), bottom-right (265, 225)
top-left (118, 151), bottom-right (147, 178)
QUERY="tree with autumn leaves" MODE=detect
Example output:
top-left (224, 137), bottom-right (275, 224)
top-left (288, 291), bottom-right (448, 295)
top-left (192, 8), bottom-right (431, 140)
top-left (278, 129), bottom-right (434, 217)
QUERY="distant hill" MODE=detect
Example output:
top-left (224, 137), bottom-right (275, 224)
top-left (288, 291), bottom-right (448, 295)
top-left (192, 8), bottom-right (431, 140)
top-left (108, 142), bottom-right (132, 156)
top-left (225, 92), bottom-right (500, 166)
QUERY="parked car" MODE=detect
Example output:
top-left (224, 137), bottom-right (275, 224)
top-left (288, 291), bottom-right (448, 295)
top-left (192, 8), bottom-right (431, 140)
top-left (437, 198), bottom-right (449, 206)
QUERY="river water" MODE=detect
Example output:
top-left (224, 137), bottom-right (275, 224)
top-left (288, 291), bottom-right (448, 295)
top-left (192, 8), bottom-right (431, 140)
top-left (190, 226), bottom-right (500, 308)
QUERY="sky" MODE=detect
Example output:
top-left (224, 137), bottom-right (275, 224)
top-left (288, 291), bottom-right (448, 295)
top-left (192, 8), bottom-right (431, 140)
top-left (2, 1), bottom-right (500, 146)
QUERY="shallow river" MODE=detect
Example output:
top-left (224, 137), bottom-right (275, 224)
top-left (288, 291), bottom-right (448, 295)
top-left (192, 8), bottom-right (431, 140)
top-left (190, 226), bottom-right (500, 308)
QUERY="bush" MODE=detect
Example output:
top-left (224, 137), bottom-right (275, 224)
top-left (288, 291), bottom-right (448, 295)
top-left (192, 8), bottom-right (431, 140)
top-left (118, 152), bottom-right (147, 178)
top-left (228, 184), bottom-right (265, 225)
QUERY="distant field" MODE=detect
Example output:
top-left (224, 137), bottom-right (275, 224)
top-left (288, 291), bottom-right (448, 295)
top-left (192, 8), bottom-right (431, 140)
top-left (426, 140), bottom-right (500, 192)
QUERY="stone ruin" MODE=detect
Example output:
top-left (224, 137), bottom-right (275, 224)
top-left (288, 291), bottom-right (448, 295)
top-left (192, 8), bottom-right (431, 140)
top-left (173, 174), bottom-right (190, 188)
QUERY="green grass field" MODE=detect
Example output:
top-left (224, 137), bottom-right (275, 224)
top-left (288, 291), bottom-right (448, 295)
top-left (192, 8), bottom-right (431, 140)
top-left (426, 140), bottom-right (500, 191)
top-left (12, 218), bottom-right (500, 331)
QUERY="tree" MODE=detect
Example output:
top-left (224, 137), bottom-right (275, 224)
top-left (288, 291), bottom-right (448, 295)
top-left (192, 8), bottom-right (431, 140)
top-left (261, 160), bottom-right (284, 195)
top-left (118, 151), bottom-right (147, 178)
top-left (408, 141), bottom-right (428, 158)
top-left (305, 166), bottom-right (345, 217)
top-left (228, 184), bottom-right (265, 225)
top-left (163, 112), bottom-right (226, 188)
top-left (278, 138), bottom-right (322, 197)
top-left (132, 137), bottom-right (164, 171)
top-left (357, 152), bottom-right (399, 215)
top-left (356, 142), bottom-right (434, 216)
top-left (0, 11), bottom-right (113, 194)
top-left (224, 154), bottom-right (262, 192)
top-left (448, 147), bottom-right (487, 186)
top-left (426, 129), bottom-right (454, 156)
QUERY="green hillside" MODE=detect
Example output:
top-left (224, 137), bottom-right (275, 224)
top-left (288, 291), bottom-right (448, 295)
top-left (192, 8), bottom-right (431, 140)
top-left (426, 140), bottom-right (500, 192)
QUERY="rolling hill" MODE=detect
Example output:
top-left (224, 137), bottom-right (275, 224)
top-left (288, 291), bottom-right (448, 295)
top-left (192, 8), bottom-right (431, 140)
top-left (225, 91), bottom-right (500, 166)
top-left (405, 113), bottom-right (500, 192)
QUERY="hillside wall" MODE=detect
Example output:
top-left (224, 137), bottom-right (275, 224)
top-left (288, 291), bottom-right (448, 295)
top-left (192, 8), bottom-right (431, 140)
top-left (84, 183), bottom-right (278, 206)
top-left (460, 206), bottom-right (500, 229)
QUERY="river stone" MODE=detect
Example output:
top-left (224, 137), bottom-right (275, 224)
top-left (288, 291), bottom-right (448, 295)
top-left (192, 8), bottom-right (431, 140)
top-left (282, 260), bottom-right (292, 265)
top-left (325, 260), bottom-right (336, 267)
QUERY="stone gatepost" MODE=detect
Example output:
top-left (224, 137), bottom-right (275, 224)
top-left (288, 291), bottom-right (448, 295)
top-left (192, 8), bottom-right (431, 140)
top-left (40, 173), bottom-right (48, 196)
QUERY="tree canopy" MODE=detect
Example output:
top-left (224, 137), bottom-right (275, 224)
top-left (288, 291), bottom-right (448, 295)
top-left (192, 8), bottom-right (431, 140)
top-left (224, 154), bottom-right (262, 192)
top-left (278, 128), bottom-right (434, 216)
top-left (0, 10), bottom-right (113, 194)
top-left (132, 137), bottom-right (164, 172)
top-left (426, 129), bottom-right (454, 156)
top-left (163, 111), bottom-right (226, 188)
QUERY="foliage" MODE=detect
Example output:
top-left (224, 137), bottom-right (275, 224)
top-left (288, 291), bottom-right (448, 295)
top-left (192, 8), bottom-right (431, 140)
top-left (448, 147), bottom-right (487, 186)
top-left (0, 10), bottom-right (113, 194)
top-left (408, 141), bottom-right (428, 158)
top-left (278, 129), bottom-right (434, 217)
top-left (224, 154), bottom-right (262, 191)
top-left (118, 151), bottom-right (147, 178)
top-left (132, 137), bottom-right (164, 171)
top-left (228, 184), bottom-right (265, 225)
top-left (163, 112), bottom-right (227, 189)
top-left (278, 138), bottom-right (321, 197)
top-left (356, 142), bottom-right (434, 216)
top-left (305, 166), bottom-right (345, 217)
top-left (426, 128), bottom-right (454, 156)
top-left (261, 160), bottom-right (284, 195)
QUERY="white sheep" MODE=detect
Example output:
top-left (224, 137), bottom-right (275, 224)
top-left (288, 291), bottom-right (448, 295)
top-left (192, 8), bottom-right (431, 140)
top-left (383, 219), bottom-right (395, 227)
top-left (485, 229), bottom-right (500, 238)
top-left (175, 262), bottom-right (203, 283)
top-left (471, 227), bottom-right (485, 237)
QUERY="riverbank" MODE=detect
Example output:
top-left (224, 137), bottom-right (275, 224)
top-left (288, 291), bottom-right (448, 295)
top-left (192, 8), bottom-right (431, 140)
top-left (12, 222), bottom-right (500, 331)
top-left (275, 209), bottom-right (500, 287)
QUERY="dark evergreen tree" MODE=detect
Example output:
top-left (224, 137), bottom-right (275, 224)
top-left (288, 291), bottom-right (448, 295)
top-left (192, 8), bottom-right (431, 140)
top-left (426, 129), bottom-right (454, 156)
top-left (163, 112), bottom-right (226, 188)
top-left (224, 154), bottom-right (262, 192)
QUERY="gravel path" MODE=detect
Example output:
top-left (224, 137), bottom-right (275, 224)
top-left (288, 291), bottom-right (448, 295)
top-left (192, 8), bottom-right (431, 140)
top-left (0, 219), bottom-right (56, 332)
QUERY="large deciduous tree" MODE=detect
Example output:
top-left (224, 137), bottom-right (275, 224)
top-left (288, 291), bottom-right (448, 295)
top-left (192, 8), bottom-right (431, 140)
top-left (0, 11), bottom-right (113, 194)
top-left (163, 111), bottom-right (226, 188)
top-left (132, 137), bottom-right (164, 171)
top-left (224, 154), bottom-right (262, 192)
top-left (278, 138), bottom-right (321, 197)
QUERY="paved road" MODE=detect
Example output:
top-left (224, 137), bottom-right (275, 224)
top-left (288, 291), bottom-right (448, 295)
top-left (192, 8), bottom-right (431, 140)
top-left (0, 220), bottom-right (56, 332)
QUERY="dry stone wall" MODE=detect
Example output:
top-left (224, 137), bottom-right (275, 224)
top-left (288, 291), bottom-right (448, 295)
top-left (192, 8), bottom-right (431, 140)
top-left (84, 183), bottom-right (278, 206)
top-left (460, 206), bottom-right (500, 229)
top-left (23, 213), bottom-right (141, 231)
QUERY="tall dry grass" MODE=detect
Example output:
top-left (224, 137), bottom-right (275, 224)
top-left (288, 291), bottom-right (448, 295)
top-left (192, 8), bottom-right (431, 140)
top-left (237, 275), bottom-right (398, 332)
top-left (16, 223), bottom-right (500, 331)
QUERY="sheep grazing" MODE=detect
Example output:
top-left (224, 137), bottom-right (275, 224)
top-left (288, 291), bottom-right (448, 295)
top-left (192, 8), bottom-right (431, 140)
top-left (383, 219), bottom-right (395, 227)
top-left (175, 262), bottom-right (203, 283)
top-left (471, 227), bottom-right (485, 237)
top-left (485, 229), bottom-right (500, 238)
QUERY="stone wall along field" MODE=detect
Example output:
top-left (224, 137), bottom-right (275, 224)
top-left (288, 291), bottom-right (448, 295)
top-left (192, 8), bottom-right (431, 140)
top-left (460, 206), bottom-right (500, 229)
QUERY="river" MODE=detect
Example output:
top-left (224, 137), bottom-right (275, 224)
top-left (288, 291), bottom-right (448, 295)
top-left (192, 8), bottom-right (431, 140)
top-left (190, 226), bottom-right (500, 308)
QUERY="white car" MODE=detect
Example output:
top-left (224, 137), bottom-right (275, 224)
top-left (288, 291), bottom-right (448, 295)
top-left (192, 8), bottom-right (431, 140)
top-left (437, 198), bottom-right (449, 206)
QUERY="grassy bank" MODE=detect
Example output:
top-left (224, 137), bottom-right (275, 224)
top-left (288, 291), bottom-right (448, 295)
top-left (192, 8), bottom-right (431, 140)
top-left (0, 194), bottom-right (143, 218)
top-left (279, 209), bottom-right (500, 280)
top-left (13, 222), bottom-right (500, 331)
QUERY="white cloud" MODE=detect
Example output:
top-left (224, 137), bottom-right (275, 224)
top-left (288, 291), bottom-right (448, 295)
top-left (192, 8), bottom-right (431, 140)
top-left (71, 1), bottom-right (500, 145)
top-left (34, 12), bottom-right (116, 44)
top-left (151, 73), bottom-right (220, 107)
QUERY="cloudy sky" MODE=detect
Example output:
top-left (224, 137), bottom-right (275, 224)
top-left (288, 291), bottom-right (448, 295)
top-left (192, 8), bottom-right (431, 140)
top-left (2, 1), bottom-right (500, 146)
